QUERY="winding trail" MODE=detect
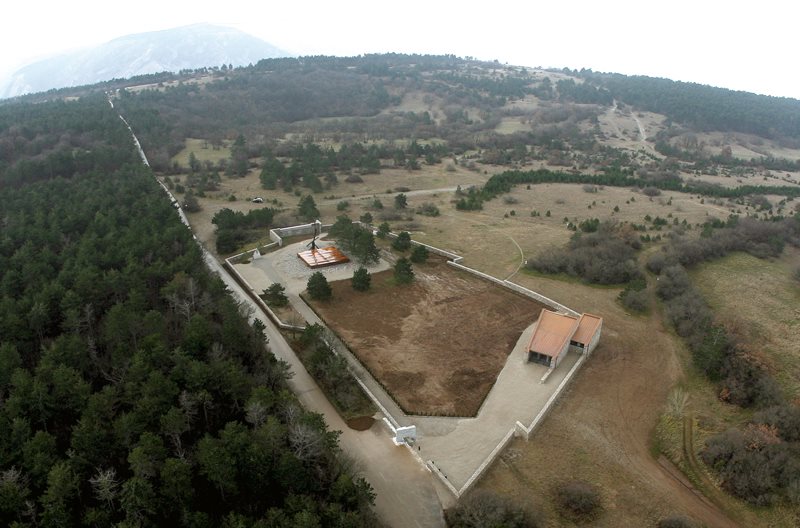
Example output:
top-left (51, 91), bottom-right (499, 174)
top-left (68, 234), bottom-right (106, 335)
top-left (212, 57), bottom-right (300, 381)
top-left (110, 95), bottom-right (446, 528)
top-left (632, 111), bottom-right (648, 142)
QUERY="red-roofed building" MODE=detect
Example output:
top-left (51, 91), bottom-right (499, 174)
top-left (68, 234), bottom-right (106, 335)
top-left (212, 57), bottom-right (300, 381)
top-left (527, 310), bottom-right (603, 368)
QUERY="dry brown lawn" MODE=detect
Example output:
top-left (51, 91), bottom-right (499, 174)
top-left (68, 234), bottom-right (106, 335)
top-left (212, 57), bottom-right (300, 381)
top-left (308, 260), bottom-right (547, 416)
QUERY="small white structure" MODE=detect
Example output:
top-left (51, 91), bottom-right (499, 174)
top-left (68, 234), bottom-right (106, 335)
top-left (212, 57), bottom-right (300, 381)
top-left (394, 425), bottom-right (417, 446)
top-left (252, 248), bottom-right (262, 260)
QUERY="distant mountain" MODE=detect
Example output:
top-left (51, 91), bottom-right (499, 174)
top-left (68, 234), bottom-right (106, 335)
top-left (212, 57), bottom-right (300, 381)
top-left (0, 24), bottom-right (288, 98)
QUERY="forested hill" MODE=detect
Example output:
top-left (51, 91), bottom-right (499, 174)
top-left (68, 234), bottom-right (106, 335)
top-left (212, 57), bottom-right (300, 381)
top-left (0, 97), bottom-right (376, 525)
top-left (579, 70), bottom-right (800, 139)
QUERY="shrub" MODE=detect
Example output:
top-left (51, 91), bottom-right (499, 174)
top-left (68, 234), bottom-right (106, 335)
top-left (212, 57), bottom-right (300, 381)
top-left (394, 193), bottom-right (408, 209)
top-left (410, 244), bottom-right (429, 264)
top-left (555, 480), bottom-right (601, 520)
top-left (345, 174), bottom-right (364, 183)
top-left (619, 287), bottom-right (648, 312)
top-left (658, 514), bottom-right (697, 528)
top-left (372, 198), bottom-right (384, 210)
top-left (701, 427), bottom-right (800, 506)
top-left (336, 200), bottom-right (350, 211)
top-left (416, 203), bottom-right (440, 217)
top-left (578, 218), bottom-right (600, 233)
top-left (447, 490), bottom-right (540, 528)
top-left (754, 405), bottom-right (800, 442)
top-left (642, 186), bottom-right (662, 197)
top-left (360, 212), bottom-right (373, 225)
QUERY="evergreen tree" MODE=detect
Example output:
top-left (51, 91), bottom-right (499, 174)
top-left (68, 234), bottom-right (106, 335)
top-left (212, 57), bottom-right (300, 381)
top-left (262, 283), bottom-right (289, 307)
top-left (392, 231), bottom-right (412, 251)
top-left (394, 258), bottom-right (414, 284)
top-left (410, 244), bottom-right (429, 264)
top-left (298, 195), bottom-right (320, 222)
top-left (351, 267), bottom-right (371, 292)
top-left (307, 272), bottom-right (332, 300)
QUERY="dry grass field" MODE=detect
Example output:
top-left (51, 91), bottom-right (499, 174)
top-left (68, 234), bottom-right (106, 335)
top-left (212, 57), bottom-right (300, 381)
top-left (692, 248), bottom-right (800, 401)
top-left (308, 260), bottom-right (547, 416)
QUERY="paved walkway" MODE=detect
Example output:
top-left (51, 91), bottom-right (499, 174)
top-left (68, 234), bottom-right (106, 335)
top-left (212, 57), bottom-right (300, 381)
top-left (237, 240), bottom-right (583, 494)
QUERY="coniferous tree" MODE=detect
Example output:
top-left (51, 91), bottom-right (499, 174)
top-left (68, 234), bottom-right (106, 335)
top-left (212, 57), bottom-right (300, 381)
top-left (352, 267), bottom-right (371, 292)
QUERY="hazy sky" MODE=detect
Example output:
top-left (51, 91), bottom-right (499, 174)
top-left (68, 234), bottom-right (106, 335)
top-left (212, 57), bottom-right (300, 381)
top-left (3, 0), bottom-right (798, 99)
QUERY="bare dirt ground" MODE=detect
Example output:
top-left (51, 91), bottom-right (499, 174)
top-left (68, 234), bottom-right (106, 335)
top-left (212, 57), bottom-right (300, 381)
top-left (308, 259), bottom-right (547, 416)
top-left (475, 273), bottom-right (753, 527)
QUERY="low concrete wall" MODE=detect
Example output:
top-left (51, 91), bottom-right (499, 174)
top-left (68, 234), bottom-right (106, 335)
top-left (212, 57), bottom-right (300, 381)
top-left (502, 281), bottom-right (580, 317)
top-left (269, 221), bottom-right (336, 247)
top-left (515, 353), bottom-right (587, 441)
top-left (457, 428), bottom-right (516, 496)
top-left (448, 261), bottom-right (505, 287)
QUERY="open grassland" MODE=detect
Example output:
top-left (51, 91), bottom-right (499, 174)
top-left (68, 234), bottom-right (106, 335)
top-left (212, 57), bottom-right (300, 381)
top-left (495, 116), bottom-right (532, 134)
top-left (691, 248), bottom-right (800, 401)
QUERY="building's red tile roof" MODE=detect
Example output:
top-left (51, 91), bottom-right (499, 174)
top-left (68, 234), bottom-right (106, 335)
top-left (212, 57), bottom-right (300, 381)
top-left (527, 310), bottom-right (579, 358)
top-left (572, 313), bottom-right (603, 345)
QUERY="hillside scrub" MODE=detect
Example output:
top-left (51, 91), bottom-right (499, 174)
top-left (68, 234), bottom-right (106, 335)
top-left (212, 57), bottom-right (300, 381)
top-left (528, 222), bottom-right (642, 285)
top-left (647, 216), bottom-right (800, 274)
top-left (647, 216), bottom-right (800, 507)
top-left (446, 490), bottom-right (540, 528)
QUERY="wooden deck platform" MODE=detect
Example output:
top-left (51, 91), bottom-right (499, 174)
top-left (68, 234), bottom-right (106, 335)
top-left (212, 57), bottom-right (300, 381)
top-left (297, 246), bottom-right (350, 268)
